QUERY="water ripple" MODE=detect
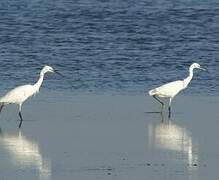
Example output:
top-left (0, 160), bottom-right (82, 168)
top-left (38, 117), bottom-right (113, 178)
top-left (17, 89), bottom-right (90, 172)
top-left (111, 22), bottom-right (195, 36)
top-left (0, 0), bottom-right (217, 95)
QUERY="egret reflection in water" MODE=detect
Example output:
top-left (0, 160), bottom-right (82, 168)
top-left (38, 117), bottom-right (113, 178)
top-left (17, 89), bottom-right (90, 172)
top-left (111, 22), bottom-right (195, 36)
top-left (0, 129), bottom-right (51, 180)
top-left (148, 115), bottom-right (198, 165)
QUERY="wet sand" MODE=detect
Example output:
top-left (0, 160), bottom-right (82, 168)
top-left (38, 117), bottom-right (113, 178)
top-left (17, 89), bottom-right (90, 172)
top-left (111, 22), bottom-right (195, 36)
top-left (0, 90), bottom-right (218, 180)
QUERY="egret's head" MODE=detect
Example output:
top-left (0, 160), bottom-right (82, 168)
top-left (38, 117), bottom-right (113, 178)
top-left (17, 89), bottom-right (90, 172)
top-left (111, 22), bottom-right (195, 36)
top-left (40, 65), bottom-right (63, 77)
top-left (191, 63), bottom-right (206, 71)
top-left (41, 65), bottom-right (54, 75)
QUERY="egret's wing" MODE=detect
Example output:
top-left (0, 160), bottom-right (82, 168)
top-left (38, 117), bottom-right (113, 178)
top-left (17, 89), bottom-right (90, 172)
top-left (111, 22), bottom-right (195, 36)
top-left (0, 85), bottom-right (33, 104)
top-left (154, 80), bottom-right (184, 97)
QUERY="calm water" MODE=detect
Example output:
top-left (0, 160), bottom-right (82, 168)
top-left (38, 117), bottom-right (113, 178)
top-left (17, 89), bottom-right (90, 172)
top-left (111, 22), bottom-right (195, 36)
top-left (0, 94), bottom-right (218, 180)
top-left (0, 0), bottom-right (218, 94)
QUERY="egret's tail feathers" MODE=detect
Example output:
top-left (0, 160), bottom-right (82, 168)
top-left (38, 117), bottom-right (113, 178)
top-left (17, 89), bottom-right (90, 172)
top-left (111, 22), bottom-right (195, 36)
top-left (148, 89), bottom-right (157, 96)
top-left (0, 98), bottom-right (4, 103)
top-left (0, 96), bottom-right (8, 104)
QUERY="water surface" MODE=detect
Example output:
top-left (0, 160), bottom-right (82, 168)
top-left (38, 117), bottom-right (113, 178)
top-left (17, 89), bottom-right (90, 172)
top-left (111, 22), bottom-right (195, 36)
top-left (0, 0), bottom-right (218, 94)
top-left (0, 93), bottom-right (218, 179)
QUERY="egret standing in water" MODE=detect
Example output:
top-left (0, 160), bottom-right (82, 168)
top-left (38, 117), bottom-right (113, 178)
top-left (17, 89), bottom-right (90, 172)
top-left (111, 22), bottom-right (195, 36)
top-left (0, 65), bottom-right (62, 128)
top-left (148, 63), bottom-right (206, 117)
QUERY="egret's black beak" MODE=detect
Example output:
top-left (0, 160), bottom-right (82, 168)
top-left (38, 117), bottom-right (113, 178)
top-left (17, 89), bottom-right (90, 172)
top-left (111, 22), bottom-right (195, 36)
top-left (54, 70), bottom-right (64, 77)
top-left (200, 67), bottom-right (208, 72)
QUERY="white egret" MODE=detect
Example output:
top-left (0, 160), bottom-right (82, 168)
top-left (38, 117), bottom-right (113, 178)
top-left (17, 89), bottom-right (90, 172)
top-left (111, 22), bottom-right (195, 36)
top-left (0, 65), bottom-right (62, 128)
top-left (148, 63), bottom-right (206, 117)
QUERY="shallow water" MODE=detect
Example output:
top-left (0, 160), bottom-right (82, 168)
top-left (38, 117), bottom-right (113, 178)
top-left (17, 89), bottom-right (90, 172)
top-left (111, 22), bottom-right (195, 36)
top-left (0, 92), bottom-right (218, 180)
top-left (0, 0), bottom-right (218, 94)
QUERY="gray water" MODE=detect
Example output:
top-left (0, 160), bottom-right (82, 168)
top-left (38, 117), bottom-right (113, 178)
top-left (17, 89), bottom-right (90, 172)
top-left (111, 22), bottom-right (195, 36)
top-left (0, 0), bottom-right (218, 94)
top-left (0, 93), bottom-right (218, 180)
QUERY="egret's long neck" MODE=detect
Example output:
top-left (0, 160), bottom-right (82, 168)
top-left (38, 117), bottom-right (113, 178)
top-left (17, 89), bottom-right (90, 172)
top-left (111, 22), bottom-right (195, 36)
top-left (33, 73), bottom-right (45, 93)
top-left (183, 66), bottom-right (194, 88)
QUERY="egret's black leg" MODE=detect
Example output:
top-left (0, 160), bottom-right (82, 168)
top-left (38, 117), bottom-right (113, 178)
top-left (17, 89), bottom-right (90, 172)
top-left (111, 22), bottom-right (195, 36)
top-left (153, 95), bottom-right (164, 105)
top-left (0, 104), bottom-right (4, 113)
top-left (168, 98), bottom-right (172, 119)
top-left (153, 95), bottom-right (164, 112)
top-left (168, 106), bottom-right (171, 118)
top-left (18, 111), bottom-right (23, 128)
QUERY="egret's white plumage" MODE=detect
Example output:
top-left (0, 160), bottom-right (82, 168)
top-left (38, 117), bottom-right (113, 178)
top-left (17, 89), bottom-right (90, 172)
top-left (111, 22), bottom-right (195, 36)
top-left (0, 65), bottom-right (60, 128)
top-left (0, 85), bottom-right (38, 105)
top-left (148, 63), bottom-right (206, 117)
top-left (149, 80), bottom-right (184, 98)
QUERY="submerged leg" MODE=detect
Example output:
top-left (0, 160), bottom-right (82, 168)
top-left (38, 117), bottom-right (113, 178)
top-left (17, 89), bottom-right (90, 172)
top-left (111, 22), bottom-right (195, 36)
top-left (153, 95), bottom-right (164, 112)
top-left (18, 112), bottom-right (23, 128)
top-left (18, 104), bottom-right (23, 128)
top-left (168, 98), bottom-right (172, 118)
top-left (0, 104), bottom-right (4, 113)
top-left (160, 112), bottom-right (164, 122)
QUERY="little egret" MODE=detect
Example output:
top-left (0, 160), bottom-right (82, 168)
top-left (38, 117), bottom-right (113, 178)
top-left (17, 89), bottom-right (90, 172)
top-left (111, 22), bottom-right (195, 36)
top-left (0, 65), bottom-right (62, 128)
top-left (148, 63), bottom-right (206, 117)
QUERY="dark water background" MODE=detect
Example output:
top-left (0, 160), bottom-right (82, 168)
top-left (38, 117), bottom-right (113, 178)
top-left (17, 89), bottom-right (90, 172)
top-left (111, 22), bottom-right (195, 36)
top-left (0, 0), bottom-right (219, 95)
